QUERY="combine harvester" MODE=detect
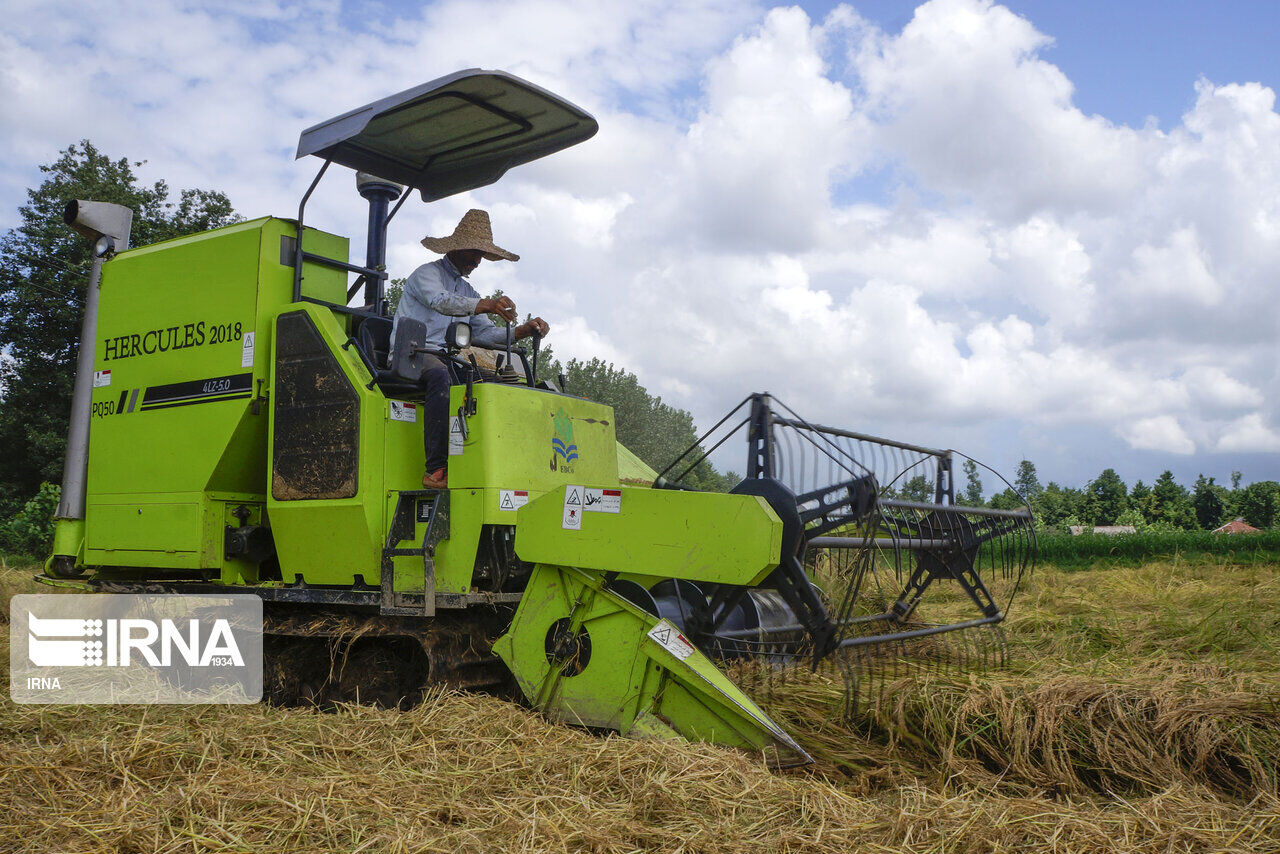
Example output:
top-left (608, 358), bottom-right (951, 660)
top-left (42, 70), bottom-right (1034, 766)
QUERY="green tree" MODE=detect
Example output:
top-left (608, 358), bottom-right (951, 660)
top-left (1036, 482), bottom-right (1084, 529)
top-left (384, 277), bottom-right (405, 314)
top-left (960, 458), bottom-right (983, 506)
top-left (988, 487), bottom-right (1026, 511)
top-left (1192, 474), bottom-right (1230, 530)
top-left (1085, 468), bottom-right (1128, 525)
top-left (1014, 459), bottom-right (1043, 502)
top-left (0, 141), bottom-right (238, 509)
top-left (1237, 481), bottom-right (1280, 529)
top-left (901, 474), bottom-right (933, 502)
top-left (1129, 479), bottom-right (1154, 523)
top-left (1150, 470), bottom-right (1197, 529)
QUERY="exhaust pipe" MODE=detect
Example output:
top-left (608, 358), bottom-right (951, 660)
top-left (49, 200), bottom-right (132, 577)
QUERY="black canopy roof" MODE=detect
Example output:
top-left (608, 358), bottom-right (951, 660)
top-left (296, 69), bottom-right (598, 202)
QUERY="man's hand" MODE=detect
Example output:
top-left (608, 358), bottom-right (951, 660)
top-left (475, 295), bottom-right (517, 322)
top-left (514, 317), bottom-right (550, 341)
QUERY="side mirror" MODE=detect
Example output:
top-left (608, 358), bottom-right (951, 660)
top-left (390, 317), bottom-right (429, 382)
top-left (446, 321), bottom-right (472, 351)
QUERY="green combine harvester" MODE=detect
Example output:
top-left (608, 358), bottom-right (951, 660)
top-left (42, 70), bottom-right (1035, 766)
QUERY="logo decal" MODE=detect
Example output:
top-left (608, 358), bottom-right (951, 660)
top-left (551, 407), bottom-right (579, 472)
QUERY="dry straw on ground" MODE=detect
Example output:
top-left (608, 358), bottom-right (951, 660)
top-left (1, 558), bottom-right (1277, 853)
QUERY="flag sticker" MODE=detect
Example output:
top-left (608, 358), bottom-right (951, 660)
top-left (93, 370), bottom-right (111, 388)
top-left (499, 489), bottom-right (530, 512)
top-left (647, 620), bottom-right (695, 661)
top-left (583, 487), bottom-right (622, 513)
top-left (389, 400), bottom-right (417, 423)
top-left (562, 485), bottom-right (583, 530)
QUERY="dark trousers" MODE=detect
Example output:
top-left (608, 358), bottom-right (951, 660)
top-left (421, 354), bottom-right (452, 473)
top-left (421, 354), bottom-right (498, 472)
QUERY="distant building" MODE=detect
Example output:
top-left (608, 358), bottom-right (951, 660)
top-left (1212, 518), bottom-right (1261, 535)
top-left (1069, 525), bottom-right (1137, 536)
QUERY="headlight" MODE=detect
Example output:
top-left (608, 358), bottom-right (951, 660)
top-left (446, 321), bottom-right (472, 350)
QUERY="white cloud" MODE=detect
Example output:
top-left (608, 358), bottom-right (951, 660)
top-left (2, 0), bottom-right (1278, 485)
top-left (1215, 414), bottom-right (1280, 453)
top-left (1118, 416), bottom-right (1197, 455)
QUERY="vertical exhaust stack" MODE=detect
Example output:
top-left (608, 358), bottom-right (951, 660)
top-left (49, 200), bottom-right (133, 577)
top-left (355, 173), bottom-right (404, 313)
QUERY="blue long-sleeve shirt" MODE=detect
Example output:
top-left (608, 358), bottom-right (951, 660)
top-left (390, 257), bottom-right (511, 357)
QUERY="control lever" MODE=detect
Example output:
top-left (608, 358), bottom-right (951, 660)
top-left (529, 331), bottom-right (542, 387)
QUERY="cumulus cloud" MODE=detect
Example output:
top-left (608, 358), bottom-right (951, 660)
top-left (1, 0), bottom-right (1278, 484)
top-left (1119, 416), bottom-right (1197, 455)
top-left (1216, 414), bottom-right (1280, 453)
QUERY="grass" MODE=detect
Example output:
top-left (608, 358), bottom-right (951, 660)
top-left (1035, 530), bottom-right (1280, 568)
top-left (0, 558), bottom-right (1278, 852)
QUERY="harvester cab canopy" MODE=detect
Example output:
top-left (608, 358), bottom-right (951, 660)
top-left (296, 68), bottom-right (599, 202)
top-left (289, 69), bottom-right (597, 318)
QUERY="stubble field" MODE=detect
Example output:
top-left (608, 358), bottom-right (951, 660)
top-left (0, 554), bottom-right (1276, 853)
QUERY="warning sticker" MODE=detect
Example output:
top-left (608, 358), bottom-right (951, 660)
top-left (562, 485), bottom-right (583, 530)
top-left (240, 331), bottom-right (256, 368)
top-left (389, 400), bottom-right (417, 423)
top-left (449, 416), bottom-right (465, 455)
top-left (499, 489), bottom-right (530, 512)
top-left (583, 487), bottom-right (622, 513)
top-left (647, 620), bottom-right (696, 661)
top-left (92, 370), bottom-right (111, 388)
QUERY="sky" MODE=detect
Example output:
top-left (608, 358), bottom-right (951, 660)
top-left (1, 0), bottom-right (1278, 494)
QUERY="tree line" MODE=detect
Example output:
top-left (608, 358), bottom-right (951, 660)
top-left (958, 459), bottom-right (1277, 532)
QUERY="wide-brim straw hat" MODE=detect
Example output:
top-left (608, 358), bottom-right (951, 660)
top-left (421, 209), bottom-right (519, 262)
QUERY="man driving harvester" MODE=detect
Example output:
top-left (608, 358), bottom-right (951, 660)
top-left (391, 209), bottom-right (551, 489)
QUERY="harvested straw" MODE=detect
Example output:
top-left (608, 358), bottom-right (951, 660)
top-left (1, 560), bottom-right (1279, 852)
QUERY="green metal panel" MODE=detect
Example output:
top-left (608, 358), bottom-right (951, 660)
top-left (493, 563), bottom-right (809, 766)
top-left (78, 217), bottom-right (348, 574)
top-left (513, 485), bottom-right (783, 586)
top-left (448, 384), bottom-right (620, 493)
top-left (266, 304), bottom-right (382, 586)
top-left (616, 441), bottom-right (657, 486)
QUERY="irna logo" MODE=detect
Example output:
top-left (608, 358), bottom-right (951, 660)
top-left (26, 612), bottom-right (245, 668)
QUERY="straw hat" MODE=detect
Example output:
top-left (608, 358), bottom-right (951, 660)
top-left (421, 209), bottom-right (519, 262)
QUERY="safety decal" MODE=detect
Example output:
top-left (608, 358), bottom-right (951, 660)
top-left (647, 620), bottom-right (695, 661)
top-left (562, 485), bottom-right (583, 530)
top-left (92, 370), bottom-right (111, 388)
top-left (449, 416), bottom-right (465, 455)
top-left (499, 489), bottom-right (530, 512)
top-left (240, 332), bottom-right (256, 368)
top-left (389, 400), bottom-right (417, 423)
top-left (583, 488), bottom-right (621, 513)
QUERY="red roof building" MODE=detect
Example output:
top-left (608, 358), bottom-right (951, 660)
top-left (1212, 518), bottom-right (1262, 534)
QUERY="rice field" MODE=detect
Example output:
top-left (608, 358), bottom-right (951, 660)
top-left (1, 554), bottom-right (1277, 853)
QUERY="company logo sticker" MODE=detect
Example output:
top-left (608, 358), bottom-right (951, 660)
top-left (11, 594), bottom-right (262, 704)
top-left (551, 408), bottom-right (579, 473)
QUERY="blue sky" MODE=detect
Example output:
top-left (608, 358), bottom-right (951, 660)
top-left (807, 0), bottom-right (1280, 128)
top-left (1, 0), bottom-right (1277, 495)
